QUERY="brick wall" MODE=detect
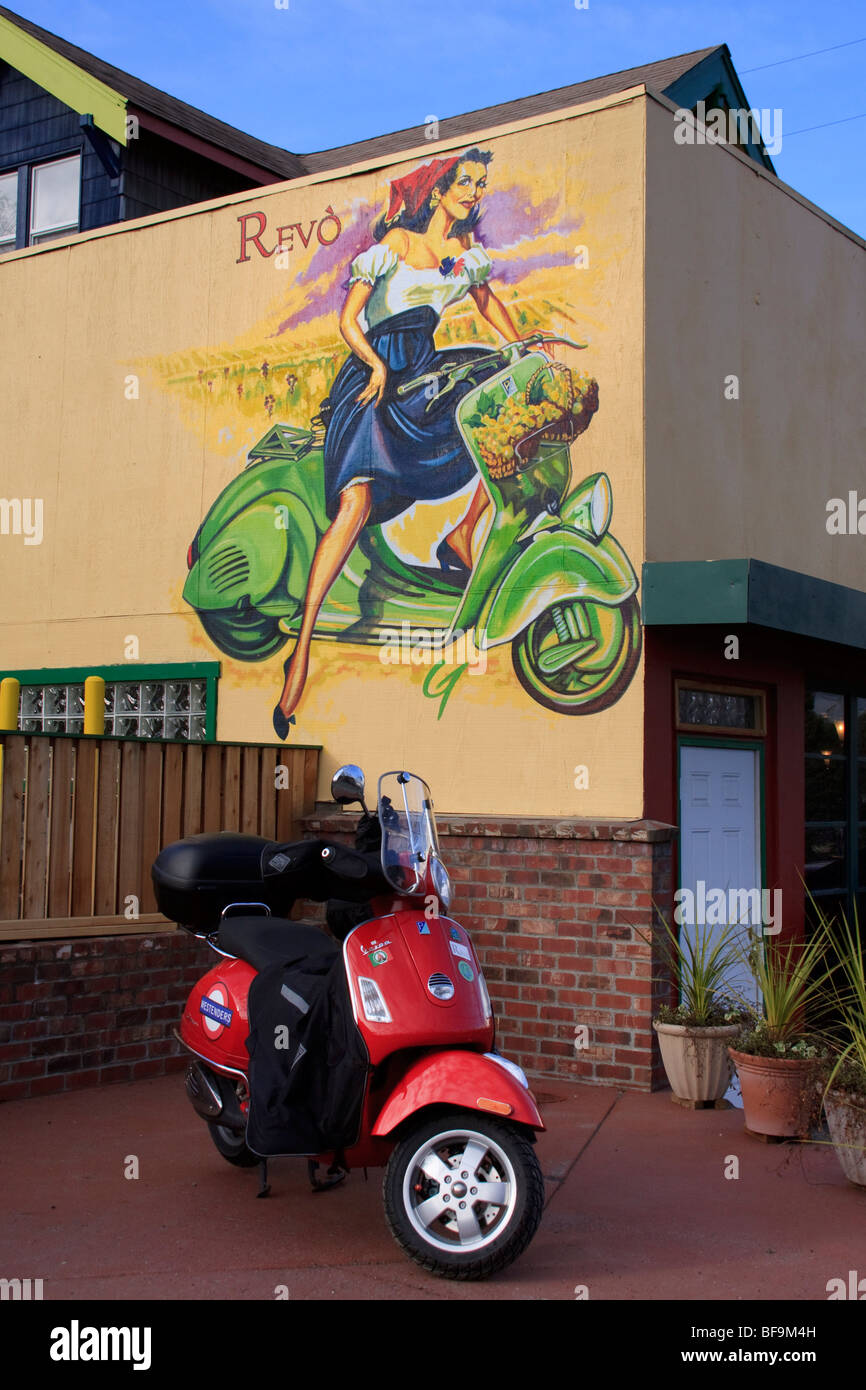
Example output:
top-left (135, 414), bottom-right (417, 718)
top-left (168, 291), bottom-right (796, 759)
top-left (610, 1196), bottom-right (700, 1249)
top-left (0, 932), bottom-right (213, 1102)
top-left (309, 812), bottom-right (675, 1091)
top-left (1, 815), bottom-right (675, 1100)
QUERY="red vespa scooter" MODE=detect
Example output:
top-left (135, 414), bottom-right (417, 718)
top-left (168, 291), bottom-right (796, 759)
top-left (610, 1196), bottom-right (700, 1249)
top-left (152, 766), bottom-right (545, 1280)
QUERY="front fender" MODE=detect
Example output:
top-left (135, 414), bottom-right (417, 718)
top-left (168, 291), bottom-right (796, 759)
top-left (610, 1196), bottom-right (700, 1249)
top-left (482, 528), bottom-right (638, 646)
top-left (372, 1050), bottom-right (545, 1136)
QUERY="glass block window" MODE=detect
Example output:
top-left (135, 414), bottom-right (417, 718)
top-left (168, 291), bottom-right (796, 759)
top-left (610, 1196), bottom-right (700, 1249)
top-left (20, 683), bottom-right (84, 735)
top-left (676, 682), bottom-right (765, 734)
top-left (106, 679), bottom-right (208, 740)
top-left (17, 678), bottom-right (208, 741)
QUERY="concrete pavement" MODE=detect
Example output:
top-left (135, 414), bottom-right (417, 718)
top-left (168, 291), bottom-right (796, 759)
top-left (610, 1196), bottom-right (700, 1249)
top-left (1, 1074), bottom-right (863, 1301)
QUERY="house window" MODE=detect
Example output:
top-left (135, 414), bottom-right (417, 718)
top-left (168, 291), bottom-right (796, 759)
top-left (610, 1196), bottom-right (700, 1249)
top-left (676, 680), bottom-right (766, 735)
top-left (0, 170), bottom-right (17, 250)
top-left (14, 670), bottom-right (215, 741)
top-left (0, 154), bottom-right (82, 252)
top-left (29, 155), bottom-right (81, 244)
top-left (804, 689), bottom-right (866, 925)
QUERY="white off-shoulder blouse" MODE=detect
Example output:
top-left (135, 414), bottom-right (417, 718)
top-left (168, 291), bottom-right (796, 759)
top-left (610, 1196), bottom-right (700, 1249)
top-left (348, 243), bottom-right (492, 328)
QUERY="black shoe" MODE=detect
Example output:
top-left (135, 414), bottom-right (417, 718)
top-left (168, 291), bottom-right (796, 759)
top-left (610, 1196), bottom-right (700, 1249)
top-left (436, 538), bottom-right (471, 580)
top-left (272, 706), bottom-right (296, 739)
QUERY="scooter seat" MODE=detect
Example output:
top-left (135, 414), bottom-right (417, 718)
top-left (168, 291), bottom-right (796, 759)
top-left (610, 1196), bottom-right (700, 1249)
top-left (217, 916), bottom-right (339, 973)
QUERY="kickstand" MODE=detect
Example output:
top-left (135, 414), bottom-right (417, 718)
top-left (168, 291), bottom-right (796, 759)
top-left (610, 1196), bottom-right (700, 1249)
top-left (308, 1158), bottom-right (348, 1193)
top-left (256, 1158), bottom-right (270, 1199)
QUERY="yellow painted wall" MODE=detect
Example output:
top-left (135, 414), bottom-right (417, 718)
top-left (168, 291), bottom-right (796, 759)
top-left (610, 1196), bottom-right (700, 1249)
top-left (0, 95), bottom-right (646, 817)
top-left (645, 95), bottom-right (866, 584)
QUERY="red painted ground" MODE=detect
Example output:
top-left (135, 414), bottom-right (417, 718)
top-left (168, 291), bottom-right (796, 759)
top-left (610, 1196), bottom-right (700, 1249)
top-left (1, 1076), bottom-right (862, 1301)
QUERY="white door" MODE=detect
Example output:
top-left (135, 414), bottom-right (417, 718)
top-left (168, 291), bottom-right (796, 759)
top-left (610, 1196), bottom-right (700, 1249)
top-left (679, 744), bottom-right (763, 1104)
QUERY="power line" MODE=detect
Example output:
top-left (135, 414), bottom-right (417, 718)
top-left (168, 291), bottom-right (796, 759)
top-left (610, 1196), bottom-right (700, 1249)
top-left (741, 36), bottom-right (866, 74)
top-left (785, 110), bottom-right (866, 137)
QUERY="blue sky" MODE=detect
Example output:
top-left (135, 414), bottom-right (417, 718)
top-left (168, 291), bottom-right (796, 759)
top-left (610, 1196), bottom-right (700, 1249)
top-left (9, 0), bottom-right (866, 235)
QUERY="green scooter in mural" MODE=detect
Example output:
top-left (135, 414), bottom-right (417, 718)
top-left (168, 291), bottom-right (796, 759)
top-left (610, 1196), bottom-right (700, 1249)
top-left (183, 334), bottom-right (641, 716)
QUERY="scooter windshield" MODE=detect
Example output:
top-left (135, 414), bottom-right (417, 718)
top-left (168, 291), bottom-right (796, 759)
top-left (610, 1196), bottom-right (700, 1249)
top-left (378, 771), bottom-right (450, 908)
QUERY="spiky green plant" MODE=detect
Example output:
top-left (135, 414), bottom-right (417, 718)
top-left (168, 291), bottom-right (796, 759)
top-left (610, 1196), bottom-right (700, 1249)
top-left (734, 918), bottom-right (835, 1056)
top-left (650, 909), bottom-right (749, 1029)
top-left (821, 902), bottom-right (866, 1100)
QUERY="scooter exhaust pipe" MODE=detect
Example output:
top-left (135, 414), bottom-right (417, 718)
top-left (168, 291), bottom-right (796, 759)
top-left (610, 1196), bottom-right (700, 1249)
top-left (184, 1061), bottom-right (223, 1120)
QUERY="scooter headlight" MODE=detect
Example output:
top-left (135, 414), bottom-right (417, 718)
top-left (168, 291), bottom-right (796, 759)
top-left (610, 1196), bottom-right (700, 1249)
top-left (590, 474), bottom-right (612, 537)
top-left (477, 969), bottom-right (493, 1021)
top-left (431, 857), bottom-right (451, 913)
top-left (484, 1052), bottom-right (530, 1088)
top-left (358, 976), bottom-right (391, 1023)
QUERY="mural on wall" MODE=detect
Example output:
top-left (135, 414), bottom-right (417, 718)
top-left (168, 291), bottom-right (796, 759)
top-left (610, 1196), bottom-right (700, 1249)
top-left (178, 146), bottom-right (641, 736)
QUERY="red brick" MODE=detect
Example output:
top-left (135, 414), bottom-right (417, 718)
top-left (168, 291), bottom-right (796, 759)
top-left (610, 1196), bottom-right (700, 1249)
top-left (100, 1065), bottom-right (133, 1083)
top-left (65, 1069), bottom-right (103, 1091)
top-left (27, 1076), bottom-right (66, 1097)
top-left (132, 1060), bottom-right (167, 1079)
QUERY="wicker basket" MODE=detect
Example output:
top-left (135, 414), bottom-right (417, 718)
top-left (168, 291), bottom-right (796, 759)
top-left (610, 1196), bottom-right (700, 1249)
top-left (480, 363), bottom-right (575, 481)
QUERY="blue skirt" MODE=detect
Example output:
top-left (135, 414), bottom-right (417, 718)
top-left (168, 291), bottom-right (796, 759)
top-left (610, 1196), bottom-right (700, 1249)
top-left (323, 306), bottom-right (502, 525)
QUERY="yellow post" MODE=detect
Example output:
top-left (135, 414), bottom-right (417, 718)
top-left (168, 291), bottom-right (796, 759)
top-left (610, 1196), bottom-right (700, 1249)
top-left (0, 677), bottom-right (19, 730)
top-left (0, 677), bottom-right (19, 802)
top-left (84, 676), bottom-right (106, 736)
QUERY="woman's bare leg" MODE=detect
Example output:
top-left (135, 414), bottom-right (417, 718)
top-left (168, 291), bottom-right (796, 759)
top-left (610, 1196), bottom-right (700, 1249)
top-left (444, 482), bottom-right (490, 569)
top-left (274, 482), bottom-right (372, 733)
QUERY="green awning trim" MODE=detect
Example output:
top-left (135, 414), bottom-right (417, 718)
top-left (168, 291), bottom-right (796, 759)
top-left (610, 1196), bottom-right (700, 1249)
top-left (642, 559), bottom-right (866, 649)
top-left (0, 13), bottom-right (127, 144)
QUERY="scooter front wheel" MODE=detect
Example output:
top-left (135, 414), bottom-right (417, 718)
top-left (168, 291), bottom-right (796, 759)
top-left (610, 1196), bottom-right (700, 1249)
top-left (383, 1110), bottom-right (544, 1280)
top-left (512, 593), bottom-right (641, 715)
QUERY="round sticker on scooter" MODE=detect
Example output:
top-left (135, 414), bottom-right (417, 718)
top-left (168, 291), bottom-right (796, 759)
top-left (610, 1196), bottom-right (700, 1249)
top-left (200, 983), bottom-right (232, 1038)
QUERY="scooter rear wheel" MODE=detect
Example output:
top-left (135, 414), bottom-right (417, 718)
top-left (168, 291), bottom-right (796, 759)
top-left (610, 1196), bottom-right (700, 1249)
top-left (383, 1110), bottom-right (544, 1280)
top-left (198, 605), bottom-right (289, 662)
top-left (207, 1120), bottom-right (260, 1167)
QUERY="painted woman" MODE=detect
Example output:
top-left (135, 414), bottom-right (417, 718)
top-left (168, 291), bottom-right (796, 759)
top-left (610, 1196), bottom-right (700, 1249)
top-left (273, 147), bottom-right (521, 737)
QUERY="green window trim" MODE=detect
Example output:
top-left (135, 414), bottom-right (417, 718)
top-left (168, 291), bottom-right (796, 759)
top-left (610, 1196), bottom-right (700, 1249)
top-left (0, 662), bottom-right (220, 743)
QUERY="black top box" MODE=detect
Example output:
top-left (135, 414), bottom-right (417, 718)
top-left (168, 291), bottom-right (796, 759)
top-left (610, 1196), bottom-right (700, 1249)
top-left (152, 832), bottom-right (293, 931)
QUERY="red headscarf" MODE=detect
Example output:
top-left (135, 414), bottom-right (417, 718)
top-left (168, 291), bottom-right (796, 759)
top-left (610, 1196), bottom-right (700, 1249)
top-left (385, 156), bottom-right (461, 224)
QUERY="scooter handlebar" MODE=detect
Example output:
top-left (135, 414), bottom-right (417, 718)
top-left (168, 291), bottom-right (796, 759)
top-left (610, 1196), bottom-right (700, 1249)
top-left (395, 332), bottom-right (588, 398)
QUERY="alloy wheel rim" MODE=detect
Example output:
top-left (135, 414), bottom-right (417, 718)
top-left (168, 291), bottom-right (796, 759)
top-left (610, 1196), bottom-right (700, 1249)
top-left (401, 1126), bottom-right (518, 1253)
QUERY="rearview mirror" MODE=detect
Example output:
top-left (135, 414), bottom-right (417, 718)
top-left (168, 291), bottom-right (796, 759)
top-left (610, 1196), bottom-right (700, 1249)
top-left (331, 764), bottom-right (366, 809)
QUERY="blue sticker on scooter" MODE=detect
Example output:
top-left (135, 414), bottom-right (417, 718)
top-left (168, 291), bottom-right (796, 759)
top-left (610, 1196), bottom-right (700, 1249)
top-left (449, 926), bottom-right (461, 942)
top-left (416, 920), bottom-right (430, 934)
top-left (200, 995), bottom-right (233, 1028)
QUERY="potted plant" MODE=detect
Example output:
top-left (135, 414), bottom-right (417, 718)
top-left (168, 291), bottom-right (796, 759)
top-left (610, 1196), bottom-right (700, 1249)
top-left (649, 912), bottom-right (747, 1104)
top-left (728, 923), bottom-right (833, 1139)
top-left (821, 906), bottom-right (866, 1186)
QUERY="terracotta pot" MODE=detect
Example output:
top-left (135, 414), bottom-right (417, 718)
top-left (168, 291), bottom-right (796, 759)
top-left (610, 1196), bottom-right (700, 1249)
top-left (653, 1022), bottom-right (739, 1102)
top-left (824, 1089), bottom-right (866, 1187)
top-left (728, 1048), bottom-right (821, 1138)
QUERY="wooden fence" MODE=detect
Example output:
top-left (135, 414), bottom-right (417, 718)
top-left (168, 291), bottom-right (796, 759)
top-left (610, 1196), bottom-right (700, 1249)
top-left (0, 733), bottom-right (319, 941)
